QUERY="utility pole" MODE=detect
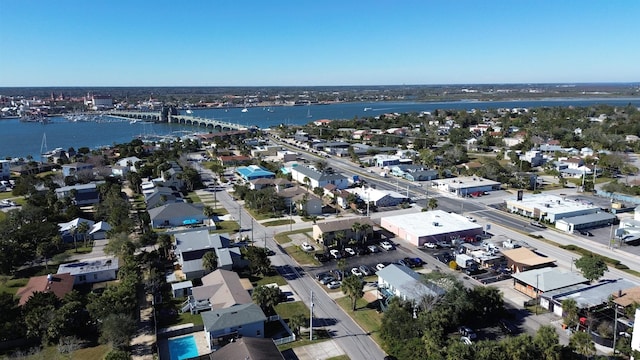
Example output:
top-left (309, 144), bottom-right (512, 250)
top-left (535, 274), bottom-right (540, 315)
top-left (310, 291), bottom-right (314, 341)
top-left (251, 217), bottom-right (254, 243)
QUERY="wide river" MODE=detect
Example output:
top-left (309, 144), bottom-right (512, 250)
top-left (2, 98), bottom-right (640, 160)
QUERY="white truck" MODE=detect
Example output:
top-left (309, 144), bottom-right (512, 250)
top-left (456, 254), bottom-right (479, 274)
top-left (502, 239), bottom-right (521, 249)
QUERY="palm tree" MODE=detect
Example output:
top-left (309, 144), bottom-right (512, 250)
top-left (69, 225), bottom-right (78, 252)
top-left (303, 176), bottom-right (311, 190)
top-left (427, 197), bottom-right (438, 211)
top-left (360, 223), bottom-right (372, 244)
top-left (562, 298), bottom-right (579, 330)
top-left (342, 275), bottom-right (364, 311)
top-left (202, 251), bottom-right (218, 273)
top-left (289, 314), bottom-right (308, 337)
top-left (334, 231), bottom-right (346, 250)
top-left (76, 221), bottom-right (90, 249)
top-left (569, 331), bottom-right (595, 359)
top-left (351, 222), bottom-right (363, 244)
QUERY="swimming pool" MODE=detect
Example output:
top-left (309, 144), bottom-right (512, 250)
top-left (168, 335), bottom-right (199, 360)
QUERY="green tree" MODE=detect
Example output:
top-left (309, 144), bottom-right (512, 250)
top-left (243, 246), bottom-right (272, 276)
top-left (203, 205), bottom-right (215, 219)
top-left (289, 313), bottom-right (308, 337)
top-left (99, 313), bottom-right (137, 350)
top-left (569, 330), bottom-right (595, 359)
top-left (104, 232), bottom-right (136, 257)
top-left (342, 275), bottom-right (364, 311)
top-left (562, 298), bottom-right (579, 330)
top-left (251, 285), bottom-right (282, 313)
top-left (428, 197), bottom-right (438, 210)
top-left (158, 233), bottom-right (172, 259)
top-left (574, 254), bottom-right (608, 282)
top-left (534, 325), bottom-right (560, 360)
top-left (76, 220), bottom-right (91, 249)
top-left (202, 251), bottom-right (218, 273)
top-left (104, 350), bottom-right (131, 360)
top-left (336, 258), bottom-right (347, 278)
top-left (23, 291), bottom-right (59, 342)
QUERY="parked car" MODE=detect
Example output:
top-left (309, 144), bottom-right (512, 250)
top-left (380, 241), bottom-right (394, 250)
top-left (344, 247), bottom-right (356, 257)
top-left (465, 216), bottom-right (476, 222)
top-left (330, 269), bottom-right (343, 281)
top-left (367, 245), bottom-right (380, 253)
top-left (355, 246), bottom-right (368, 256)
top-left (265, 248), bottom-right (276, 256)
top-left (458, 326), bottom-right (477, 340)
top-left (319, 276), bottom-right (335, 285)
top-left (315, 272), bottom-right (331, 280)
top-left (301, 242), bottom-right (314, 252)
top-left (314, 253), bottom-right (330, 263)
top-left (359, 265), bottom-right (373, 276)
top-left (375, 263), bottom-right (386, 271)
top-left (397, 259), bottom-right (409, 267)
top-left (327, 281), bottom-right (341, 289)
top-left (329, 249), bottom-right (341, 259)
top-left (409, 257), bottom-right (424, 267)
top-left (530, 221), bottom-right (547, 229)
top-left (403, 257), bottom-right (417, 268)
top-left (351, 267), bottom-right (363, 277)
top-left (424, 242), bottom-right (438, 249)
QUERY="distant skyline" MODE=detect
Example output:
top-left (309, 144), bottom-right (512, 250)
top-left (1, 1), bottom-right (639, 87)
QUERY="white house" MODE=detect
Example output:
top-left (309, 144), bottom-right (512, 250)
top-left (377, 264), bottom-right (444, 304)
top-left (57, 256), bottom-right (119, 285)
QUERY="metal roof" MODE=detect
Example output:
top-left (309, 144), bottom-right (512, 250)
top-left (511, 268), bottom-right (588, 292)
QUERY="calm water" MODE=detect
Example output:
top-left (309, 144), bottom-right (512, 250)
top-left (2, 98), bottom-right (640, 160)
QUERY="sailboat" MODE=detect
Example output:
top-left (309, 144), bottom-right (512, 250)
top-left (241, 107), bottom-right (249, 113)
top-left (306, 105), bottom-right (312, 118)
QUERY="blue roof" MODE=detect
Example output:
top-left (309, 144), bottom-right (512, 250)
top-left (236, 165), bottom-right (275, 180)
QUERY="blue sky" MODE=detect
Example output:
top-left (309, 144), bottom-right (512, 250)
top-left (1, 0), bottom-right (638, 86)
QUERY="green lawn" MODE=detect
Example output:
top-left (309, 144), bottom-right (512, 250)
top-left (261, 219), bottom-right (294, 227)
top-left (254, 274), bottom-right (288, 286)
top-left (186, 192), bottom-right (201, 203)
top-left (284, 245), bottom-right (320, 266)
top-left (210, 220), bottom-right (240, 234)
top-left (274, 228), bottom-right (313, 245)
top-left (277, 329), bottom-right (332, 352)
top-left (274, 300), bottom-right (309, 320)
top-left (0, 276), bottom-right (28, 295)
top-left (336, 296), bottom-right (383, 346)
top-left (327, 356), bottom-right (350, 360)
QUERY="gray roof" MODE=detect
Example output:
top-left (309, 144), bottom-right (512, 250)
top-left (57, 256), bottom-right (119, 276)
top-left (202, 303), bottom-right (266, 332)
top-left (556, 212), bottom-right (617, 226)
top-left (174, 230), bottom-right (229, 252)
top-left (148, 202), bottom-right (204, 220)
top-left (171, 281), bottom-right (193, 291)
top-left (544, 278), bottom-right (639, 309)
top-left (181, 259), bottom-right (203, 274)
top-left (377, 264), bottom-right (444, 301)
top-left (314, 217), bottom-right (375, 233)
top-left (292, 165), bottom-right (348, 182)
top-left (511, 268), bottom-right (588, 292)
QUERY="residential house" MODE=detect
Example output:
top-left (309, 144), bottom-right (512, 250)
top-left (377, 264), bottom-right (445, 306)
top-left (58, 217), bottom-right (95, 243)
top-left (520, 150), bottom-right (545, 167)
top-left (61, 162), bottom-right (94, 178)
top-left (236, 165), bottom-right (276, 182)
top-left (144, 186), bottom-right (183, 209)
top-left (89, 221), bottom-right (111, 240)
top-left (116, 156), bottom-right (142, 172)
top-left (188, 269), bottom-right (253, 313)
top-left (0, 159), bottom-right (10, 180)
top-left (207, 337), bottom-right (285, 360)
top-left (290, 165), bottom-right (349, 190)
top-left (148, 202), bottom-right (207, 229)
top-left (16, 273), bottom-right (75, 306)
top-left (312, 217), bottom-right (375, 247)
top-left (57, 256), bottom-right (119, 285)
top-left (173, 231), bottom-right (244, 279)
top-left (277, 186), bottom-right (323, 215)
top-left (202, 303), bottom-right (267, 350)
top-left (55, 183), bottom-right (101, 206)
top-left (345, 187), bottom-right (409, 207)
top-left (218, 155), bottom-right (252, 167)
top-left (160, 166), bottom-right (184, 189)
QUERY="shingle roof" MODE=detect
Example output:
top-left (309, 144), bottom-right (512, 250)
top-left (209, 337), bottom-right (284, 360)
top-left (202, 303), bottom-right (266, 332)
top-left (16, 273), bottom-right (75, 306)
top-left (314, 217), bottom-right (375, 233)
top-left (148, 202), bottom-right (204, 220)
top-left (196, 269), bottom-right (252, 308)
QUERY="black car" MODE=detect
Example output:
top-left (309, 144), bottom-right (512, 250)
top-left (314, 253), bottom-right (330, 263)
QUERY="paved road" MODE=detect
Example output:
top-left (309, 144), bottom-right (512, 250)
top-left (198, 165), bottom-right (388, 360)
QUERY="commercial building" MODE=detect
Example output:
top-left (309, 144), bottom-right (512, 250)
top-left (555, 212), bottom-right (617, 233)
top-left (511, 268), bottom-right (588, 298)
top-left (432, 176), bottom-right (501, 197)
top-left (290, 165), bottom-right (349, 190)
top-left (0, 159), bottom-right (10, 180)
top-left (380, 210), bottom-right (483, 247)
top-left (502, 248), bottom-right (555, 273)
top-left (506, 194), bottom-right (601, 224)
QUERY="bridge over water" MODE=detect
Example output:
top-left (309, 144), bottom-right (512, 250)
top-left (106, 110), bottom-right (249, 132)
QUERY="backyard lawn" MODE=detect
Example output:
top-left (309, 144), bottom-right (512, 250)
top-left (285, 245), bottom-right (320, 266)
top-left (335, 296), bottom-right (383, 345)
top-left (274, 228), bottom-right (313, 245)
